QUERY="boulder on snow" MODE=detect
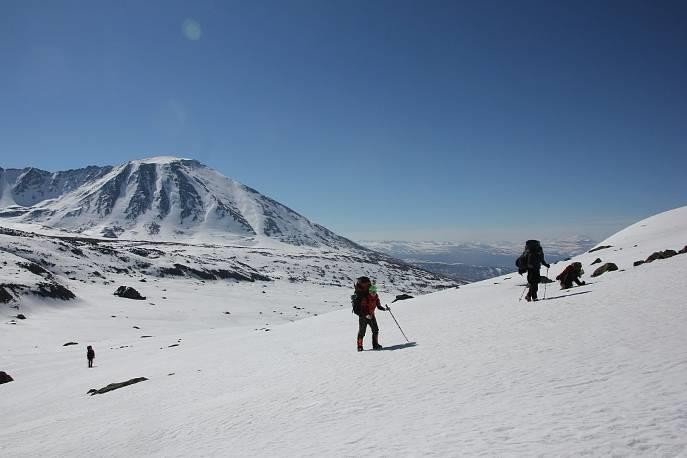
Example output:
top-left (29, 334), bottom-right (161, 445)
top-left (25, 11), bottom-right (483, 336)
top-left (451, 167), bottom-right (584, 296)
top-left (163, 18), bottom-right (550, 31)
top-left (87, 377), bottom-right (148, 395)
top-left (392, 294), bottom-right (414, 303)
top-left (633, 260), bottom-right (645, 267)
top-left (539, 276), bottom-right (554, 284)
top-left (0, 371), bottom-right (13, 384)
top-left (591, 258), bottom-right (602, 265)
top-left (588, 245), bottom-right (612, 253)
top-left (679, 245), bottom-right (687, 254)
top-left (0, 286), bottom-right (13, 304)
top-left (645, 249), bottom-right (678, 263)
top-left (63, 342), bottom-right (79, 346)
top-left (591, 263), bottom-right (618, 278)
top-left (114, 286), bottom-right (146, 300)
top-left (16, 314), bottom-right (26, 320)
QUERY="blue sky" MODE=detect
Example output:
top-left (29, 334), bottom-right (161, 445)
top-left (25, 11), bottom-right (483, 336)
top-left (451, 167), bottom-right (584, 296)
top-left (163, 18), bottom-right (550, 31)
top-left (1, 0), bottom-right (685, 242)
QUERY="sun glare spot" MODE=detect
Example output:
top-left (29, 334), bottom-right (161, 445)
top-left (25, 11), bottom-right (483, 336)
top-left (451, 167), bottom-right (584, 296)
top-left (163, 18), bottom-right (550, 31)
top-left (182, 18), bottom-right (202, 41)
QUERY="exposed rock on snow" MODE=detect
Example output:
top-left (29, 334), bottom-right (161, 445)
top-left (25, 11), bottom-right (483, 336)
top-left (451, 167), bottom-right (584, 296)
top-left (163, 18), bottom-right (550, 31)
top-left (114, 286), bottom-right (146, 300)
top-left (87, 377), bottom-right (148, 395)
top-left (0, 286), bottom-right (13, 303)
top-left (646, 249), bottom-right (678, 263)
top-left (591, 257), bottom-right (602, 265)
top-left (0, 371), bottom-right (13, 384)
top-left (588, 245), bottom-right (612, 253)
top-left (16, 314), bottom-right (26, 320)
top-left (392, 294), bottom-right (414, 302)
top-left (591, 262), bottom-right (619, 277)
top-left (62, 342), bottom-right (78, 346)
top-left (33, 282), bottom-right (75, 300)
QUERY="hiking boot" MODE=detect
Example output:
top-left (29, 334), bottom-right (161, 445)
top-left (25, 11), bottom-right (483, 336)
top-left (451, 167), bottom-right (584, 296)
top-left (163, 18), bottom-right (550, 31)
top-left (525, 294), bottom-right (532, 302)
top-left (357, 346), bottom-right (363, 352)
top-left (357, 337), bottom-right (363, 352)
top-left (372, 334), bottom-right (382, 350)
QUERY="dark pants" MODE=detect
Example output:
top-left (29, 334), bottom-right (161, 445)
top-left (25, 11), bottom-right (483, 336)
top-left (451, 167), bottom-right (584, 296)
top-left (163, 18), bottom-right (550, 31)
top-left (527, 269), bottom-right (540, 299)
top-left (358, 315), bottom-right (379, 339)
top-left (561, 276), bottom-right (583, 289)
top-left (88, 358), bottom-right (94, 368)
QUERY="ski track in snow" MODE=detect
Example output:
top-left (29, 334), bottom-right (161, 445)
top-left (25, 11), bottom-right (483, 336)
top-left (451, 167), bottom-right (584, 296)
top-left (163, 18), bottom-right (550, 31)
top-left (1, 207), bottom-right (687, 456)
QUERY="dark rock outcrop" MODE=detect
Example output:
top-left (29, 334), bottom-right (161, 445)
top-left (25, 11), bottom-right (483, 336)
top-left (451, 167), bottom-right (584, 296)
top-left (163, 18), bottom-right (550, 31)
top-left (0, 371), bottom-right (14, 384)
top-left (34, 282), bottom-right (75, 300)
top-left (589, 245), bottom-right (612, 253)
top-left (591, 258), bottom-right (602, 265)
top-left (63, 342), bottom-right (79, 346)
top-left (633, 260), bottom-right (645, 267)
top-left (16, 314), bottom-right (26, 320)
top-left (87, 377), bottom-right (148, 395)
top-left (17, 262), bottom-right (52, 277)
top-left (114, 286), bottom-right (146, 300)
top-left (646, 249), bottom-right (677, 263)
top-left (679, 246), bottom-right (687, 254)
top-left (0, 286), bottom-right (13, 303)
top-left (392, 294), bottom-right (414, 303)
top-left (591, 263), bottom-right (619, 277)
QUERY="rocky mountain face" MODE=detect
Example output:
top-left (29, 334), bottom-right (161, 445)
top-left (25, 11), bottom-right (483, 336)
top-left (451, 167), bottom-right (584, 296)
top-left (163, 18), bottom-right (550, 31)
top-left (0, 157), bottom-right (360, 249)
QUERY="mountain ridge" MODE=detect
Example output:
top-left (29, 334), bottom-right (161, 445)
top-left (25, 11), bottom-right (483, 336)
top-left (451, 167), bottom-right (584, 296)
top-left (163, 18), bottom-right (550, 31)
top-left (0, 157), bottom-right (362, 250)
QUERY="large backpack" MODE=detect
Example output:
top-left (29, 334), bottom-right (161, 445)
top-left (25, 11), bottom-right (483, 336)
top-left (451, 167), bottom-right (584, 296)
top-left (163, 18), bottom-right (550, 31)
top-left (515, 240), bottom-right (541, 273)
top-left (351, 276), bottom-right (370, 315)
top-left (351, 292), bottom-right (363, 315)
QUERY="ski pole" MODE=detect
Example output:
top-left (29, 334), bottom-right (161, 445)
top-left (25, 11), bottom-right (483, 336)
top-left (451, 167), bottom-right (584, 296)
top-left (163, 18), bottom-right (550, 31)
top-left (386, 306), bottom-right (410, 343)
top-left (543, 267), bottom-right (549, 300)
top-left (519, 285), bottom-right (528, 301)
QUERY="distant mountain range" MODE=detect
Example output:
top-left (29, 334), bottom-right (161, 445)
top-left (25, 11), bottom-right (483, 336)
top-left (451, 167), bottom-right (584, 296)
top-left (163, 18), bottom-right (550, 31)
top-left (359, 239), bottom-right (597, 282)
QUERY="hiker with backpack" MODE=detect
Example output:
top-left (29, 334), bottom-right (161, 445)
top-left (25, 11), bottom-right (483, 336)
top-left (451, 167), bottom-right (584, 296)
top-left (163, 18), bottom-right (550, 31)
top-left (87, 345), bottom-right (95, 368)
top-left (556, 262), bottom-right (586, 289)
top-left (352, 277), bottom-right (389, 351)
top-left (516, 240), bottom-right (550, 302)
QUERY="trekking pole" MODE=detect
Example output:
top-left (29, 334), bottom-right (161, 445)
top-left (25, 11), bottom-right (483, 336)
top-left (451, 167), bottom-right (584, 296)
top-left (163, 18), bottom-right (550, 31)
top-left (386, 306), bottom-right (410, 343)
top-left (519, 285), bottom-right (528, 302)
top-left (543, 267), bottom-right (549, 300)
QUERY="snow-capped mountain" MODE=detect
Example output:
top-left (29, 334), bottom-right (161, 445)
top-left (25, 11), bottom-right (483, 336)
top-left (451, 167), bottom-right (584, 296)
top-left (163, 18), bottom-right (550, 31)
top-left (0, 157), bottom-right (359, 248)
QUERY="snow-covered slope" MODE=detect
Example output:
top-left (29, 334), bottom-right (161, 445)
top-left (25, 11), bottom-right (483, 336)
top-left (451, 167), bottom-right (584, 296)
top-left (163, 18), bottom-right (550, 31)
top-left (1, 207), bottom-right (686, 456)
top-left (0, 157), bottom-right (361, 248)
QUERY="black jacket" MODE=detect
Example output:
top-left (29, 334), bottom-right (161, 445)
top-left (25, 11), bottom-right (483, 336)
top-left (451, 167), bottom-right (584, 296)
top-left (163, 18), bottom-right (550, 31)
top-left (526, 249), bottom-right (549, 270)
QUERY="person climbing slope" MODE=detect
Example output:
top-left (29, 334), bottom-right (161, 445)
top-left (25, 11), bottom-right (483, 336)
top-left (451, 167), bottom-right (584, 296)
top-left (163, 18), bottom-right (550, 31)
top-left (516, 240), bottom-right (550, 302)
top-left (556, 262), bottom-right (586, 289)
top-left (352, 277), bottom-right (388, 351)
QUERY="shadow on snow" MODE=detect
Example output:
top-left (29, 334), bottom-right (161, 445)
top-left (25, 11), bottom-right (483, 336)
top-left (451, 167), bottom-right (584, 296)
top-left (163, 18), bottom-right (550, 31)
top-left (380, 342), bottom-right (418, 351)
top-left (542, 291), bottom-right (592, 301)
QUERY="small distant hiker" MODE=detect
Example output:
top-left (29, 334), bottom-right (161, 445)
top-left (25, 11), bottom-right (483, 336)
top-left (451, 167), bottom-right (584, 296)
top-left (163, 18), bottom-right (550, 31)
top-left (87, 345), bottom-right (95, 368)
top-left (352, 277), bottom-right (388, 352)
top-left (556, 262), bottom-right (586, 289)
top-left (516, 240), bottom-right (550, 302)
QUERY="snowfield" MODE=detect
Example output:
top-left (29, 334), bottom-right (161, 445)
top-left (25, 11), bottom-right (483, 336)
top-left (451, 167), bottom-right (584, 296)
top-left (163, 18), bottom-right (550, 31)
top-left (1, 206), bottom-right (687, 457)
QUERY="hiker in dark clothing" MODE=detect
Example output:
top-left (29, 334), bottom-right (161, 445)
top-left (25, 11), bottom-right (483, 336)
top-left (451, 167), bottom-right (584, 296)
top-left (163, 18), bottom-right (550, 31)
top-left (556, 262), bottom-right (586, 289)
top-left (87, 345), bottom-right (95, 368)
top-left (353, 277), bottom-right (388, 351)
top-left (522, 240), bottom-right (550, 302)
